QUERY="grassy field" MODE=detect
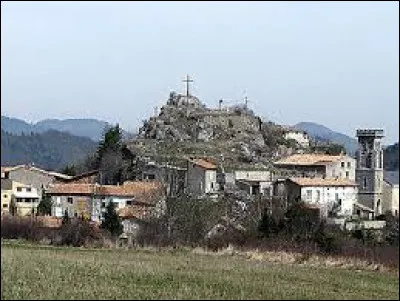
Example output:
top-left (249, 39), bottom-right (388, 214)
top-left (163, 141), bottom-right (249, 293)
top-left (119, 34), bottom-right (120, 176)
top-left (1, 242), bottom-right (399, 300)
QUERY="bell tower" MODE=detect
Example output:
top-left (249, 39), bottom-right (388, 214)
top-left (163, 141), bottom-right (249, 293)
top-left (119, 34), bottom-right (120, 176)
top-left (355, 129), bottom-right (384, 216)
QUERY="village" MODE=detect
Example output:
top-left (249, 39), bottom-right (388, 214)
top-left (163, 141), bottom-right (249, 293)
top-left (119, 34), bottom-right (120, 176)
top-left (1, 80), bottom-right (398, 242)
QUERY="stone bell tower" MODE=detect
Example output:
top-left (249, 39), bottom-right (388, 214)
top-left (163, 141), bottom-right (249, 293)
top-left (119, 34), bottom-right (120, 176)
top-left (355, 129), bottom-right (384, 216)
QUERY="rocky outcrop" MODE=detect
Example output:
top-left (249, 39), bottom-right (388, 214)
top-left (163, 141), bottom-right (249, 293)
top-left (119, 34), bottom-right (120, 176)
top-left (132, 92), bottom-right (303, 166)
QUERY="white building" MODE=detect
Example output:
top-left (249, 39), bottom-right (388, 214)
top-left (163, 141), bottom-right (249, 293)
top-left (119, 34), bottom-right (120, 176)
top-left (283, 127), bottom-right (310, 148)
top-left (276, 177), bottom-right (358, 217)
top-left (274, 153), bottom-right (356, 181)
top-left (382, 171), bottom-right (399, 217)
top-left (186, 158), bottom-right (218, 196)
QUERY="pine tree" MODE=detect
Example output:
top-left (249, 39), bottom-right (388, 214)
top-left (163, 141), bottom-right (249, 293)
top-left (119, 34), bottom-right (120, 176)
top-left (101, 201), bottom-right (123, 237)
top-left (37, 192), bottom-right (53, 216)
top-left (62, 209), bottom-right (70, 225)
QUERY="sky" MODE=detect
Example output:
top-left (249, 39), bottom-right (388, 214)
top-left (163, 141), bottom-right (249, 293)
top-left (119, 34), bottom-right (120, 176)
top-left (1, 1), bottom-right (399, 144)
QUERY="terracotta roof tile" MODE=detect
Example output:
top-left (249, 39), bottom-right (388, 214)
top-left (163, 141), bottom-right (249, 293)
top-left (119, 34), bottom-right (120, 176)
top-left (191, 158), bottom-right (217, 169)
top-left (288, 177), bottom-right (357, 187)
top-left (46, 181), bottom-right (165, 205)
top-left (117, 206), bottom-right (151, 219)
top-left (274, 154), bottom-right (348, 166)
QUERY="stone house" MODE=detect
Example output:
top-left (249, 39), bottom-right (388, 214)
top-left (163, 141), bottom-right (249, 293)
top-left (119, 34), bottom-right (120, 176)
top-left (5, 165), bottom-right (71, 200)
top-left (274, 154), bottom-right (356, 181)
top-left (234, 170), bottom-right (273, 196)
top-left (282, 127), bottom-right (310, 148)
top-left (186, 158), bottom-right (218, 196)
top-left (382, 171), bottom-right (399, 217)
top-left (274, 177), bottom-right (358, 217)
top-left (46, 181), bottom-right (166, 224)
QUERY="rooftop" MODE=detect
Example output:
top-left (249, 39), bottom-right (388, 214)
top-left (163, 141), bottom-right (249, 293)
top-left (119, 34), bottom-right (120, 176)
top-left (274, 154), bottom-right (348, 166)
top-left (190, 158), bottom-right (217, 170)
top-left (288, 177), bottom-right (357, 187)
top-left (46, 181), bottom-right (164, 205)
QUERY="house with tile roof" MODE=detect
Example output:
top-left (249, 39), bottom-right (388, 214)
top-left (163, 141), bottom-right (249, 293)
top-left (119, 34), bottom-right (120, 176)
top-left (273, 153), bottom-right (356, 181)
top-left (186, 158), bottom-right (219, 196)
top-left (45, 181), bottom-right (165, 223)
top-left (274, 177), bottom-right (358, 217)
top-left (3, 165), bottom-right (71, 201)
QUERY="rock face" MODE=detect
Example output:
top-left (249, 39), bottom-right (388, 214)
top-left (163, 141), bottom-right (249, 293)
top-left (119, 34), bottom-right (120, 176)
top-left (132, 92), bottom-right (303, 167)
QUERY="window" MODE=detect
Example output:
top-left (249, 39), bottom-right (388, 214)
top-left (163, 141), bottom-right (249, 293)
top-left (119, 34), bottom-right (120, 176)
top-left (3, 194), bottom-right (8, 198)
top-left (306, 190), bottom-right (312, 201)
top-left (101, 202), bottom-right (106, 208)
top-left (3, 204), bottom-right (8, 208)
top-left (347, 162), bottom-right (351, 168)
top-left (315, 190), bottom-right (321, 202)
top-left (341, 162), bottom-right (345, 168)
top-left (363, 177), bottom-right (367, 189)
top-left (126, 200), bottom-right (133, 206)
top-left (345, 171), bottom-right (349, 179)
top-left (67, 197), bottom-right (73, 204)
top-left (335, 193), bottom-right (339, 201)
top-left (17, 187), bottom-right (22, 192)
top-left (26, 187), bottom-right (32, 192)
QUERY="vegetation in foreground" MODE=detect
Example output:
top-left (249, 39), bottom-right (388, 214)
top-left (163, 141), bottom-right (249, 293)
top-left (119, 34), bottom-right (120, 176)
top-left (1, 242), bottom-right (399, 300)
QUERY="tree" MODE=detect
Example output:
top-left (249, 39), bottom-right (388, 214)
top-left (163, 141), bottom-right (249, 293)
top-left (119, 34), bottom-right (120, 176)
top-left (61, 164), bottom-right (77, 176)
top-left (37, 193), bottom-right (53, 216)
top-left (62, 210), bottom-right (70, 225)
top-left (9, 196), bottom-right (17, 216)
top-left (101, 201), bottom-right (123, 237)
top-left (96, 124), bottom-right (123, 166)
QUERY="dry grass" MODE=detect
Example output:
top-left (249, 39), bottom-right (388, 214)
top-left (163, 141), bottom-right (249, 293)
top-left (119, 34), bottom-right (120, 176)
top-left (1, 242), bottom-right (399, 300)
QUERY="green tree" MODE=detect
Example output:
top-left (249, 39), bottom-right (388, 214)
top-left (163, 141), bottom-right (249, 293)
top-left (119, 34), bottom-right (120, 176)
top-left (37, 192), bottom-right (53, 216)
top-left (101, 201), bottom-right (123, 237)
top-left (61, 164), bottom-right (77, 176)
top-left (96, 124), bottom-right (123, 165)
top-left (62, 209), bottom-right (70, 225)
top-left (9, 196), bottom-right (17, 216)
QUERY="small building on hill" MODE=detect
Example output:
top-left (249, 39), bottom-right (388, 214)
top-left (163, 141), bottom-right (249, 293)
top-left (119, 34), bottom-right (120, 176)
top-left (274, 153), bottom-right (356, 181)
top-left (186, 158), bottom-right (219, 196)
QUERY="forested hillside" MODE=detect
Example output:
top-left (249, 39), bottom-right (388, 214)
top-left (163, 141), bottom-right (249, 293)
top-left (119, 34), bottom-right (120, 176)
top-left (1, 129), bottom-right (97, 171)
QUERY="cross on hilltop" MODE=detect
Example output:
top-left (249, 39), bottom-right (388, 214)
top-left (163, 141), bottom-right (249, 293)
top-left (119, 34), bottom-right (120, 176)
top-left (182, 75), bottom-right (193, 98)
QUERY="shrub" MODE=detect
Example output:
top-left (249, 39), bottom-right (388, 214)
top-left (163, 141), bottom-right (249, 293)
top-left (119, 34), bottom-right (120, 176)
top-left (57, 219), bottom-right (100, 247)
top-left (1, 216), bottom-right (45, 242)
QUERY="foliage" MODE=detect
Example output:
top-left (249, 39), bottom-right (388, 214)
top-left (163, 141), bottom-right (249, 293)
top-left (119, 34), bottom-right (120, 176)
top-left (100, 201), bottom-right (123, 237)
top-left (9, 196), bottom-right (17, 216)
top-left (58, 219), bottom-right (99, 247)
top-left (1, 129), bottom-right (97, 171)
top-left (310, 141), bottom-right (346, 155)
top-left (384, 214), bottom-right (399, 246)
top-left (37, 193), bottom-right (52, 216)
top-left (62, 210), bottom-right (70, 225)
top-left (61, 164), bottom-right (77, 176)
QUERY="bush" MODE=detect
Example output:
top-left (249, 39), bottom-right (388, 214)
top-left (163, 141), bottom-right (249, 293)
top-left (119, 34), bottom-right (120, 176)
top-left (57, 219), bottom-right (100, 247)
top-left (1, 216), bottom-right (45, 242)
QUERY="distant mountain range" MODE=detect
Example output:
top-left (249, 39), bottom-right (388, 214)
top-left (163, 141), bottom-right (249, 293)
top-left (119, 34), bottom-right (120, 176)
top-left (1, 115), bottom-right (134, 142)
top-left (1, 129), bottom-right (97, 171)
top-left (293, 122), bottom-right (359, 155)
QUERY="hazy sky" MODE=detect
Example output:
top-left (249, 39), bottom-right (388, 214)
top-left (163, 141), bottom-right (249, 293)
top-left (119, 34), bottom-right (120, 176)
top-left (1, 1), bottom-right (399, 143)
